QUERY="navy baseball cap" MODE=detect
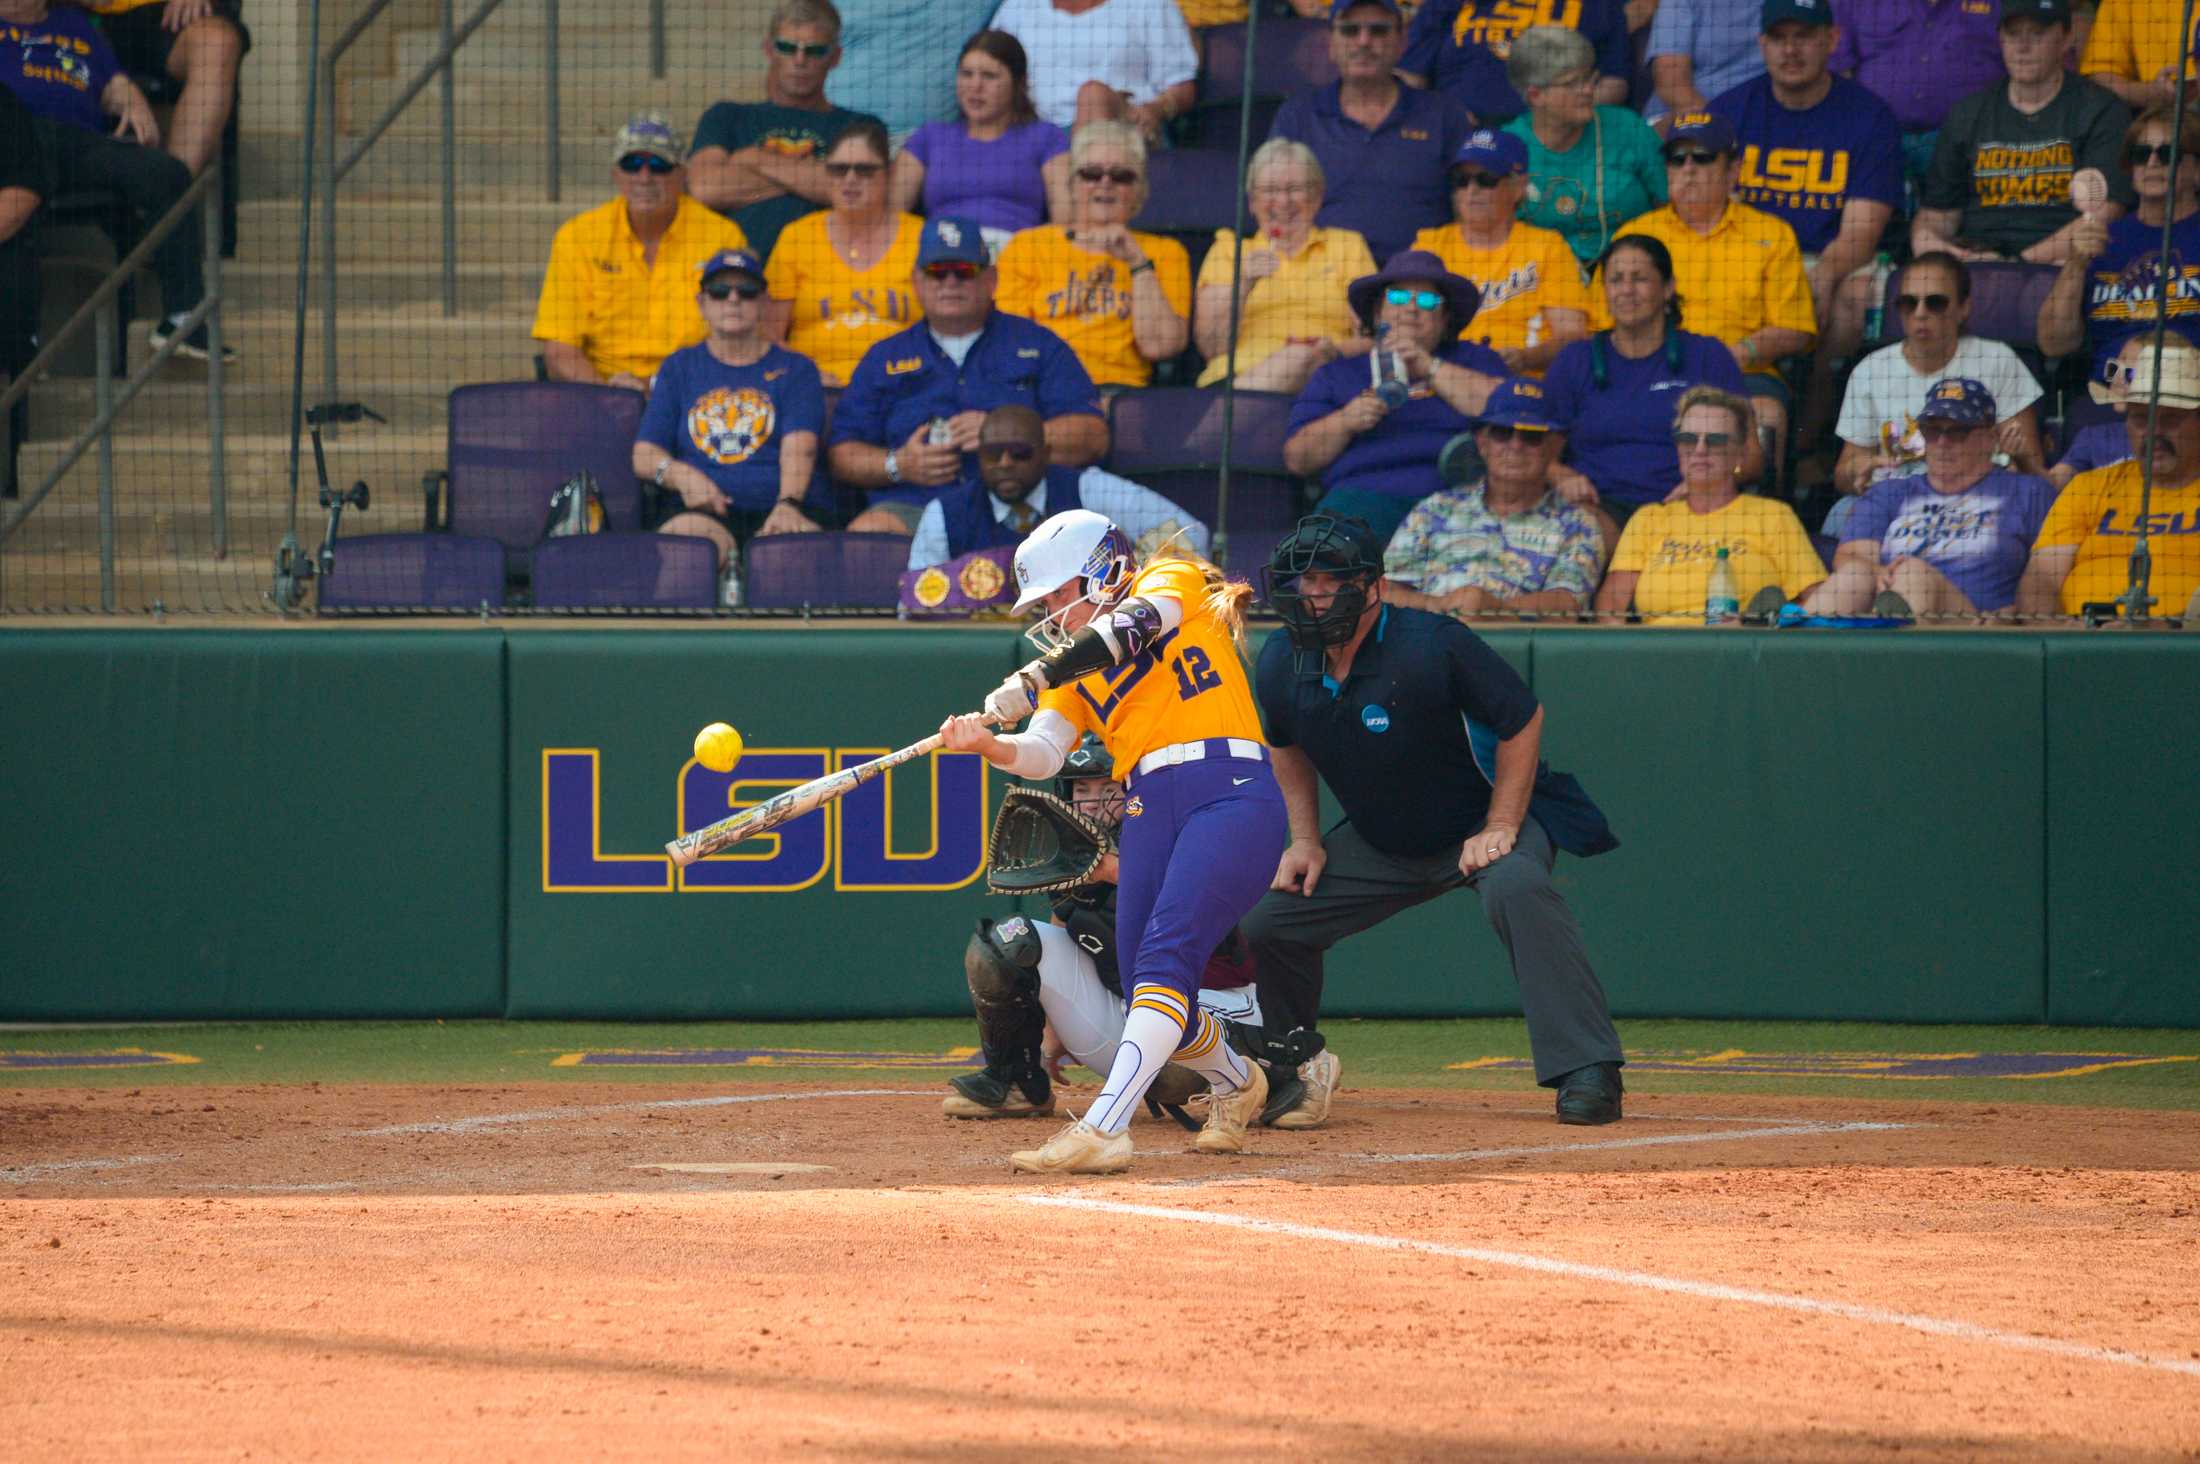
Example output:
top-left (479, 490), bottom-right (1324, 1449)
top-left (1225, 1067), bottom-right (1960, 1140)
top-left (1761, 0), bottom-right (1833, 28)
top-left (1452, 128), bottom-right (1529, 177)
top-left (1328, 0), bottom-right (1404, 18)
top-left (917, 215), bottom-right (989, 268)
top-left (699, 248), bottom-right (764, 285)
top-left (2000, 0), bottom-right (2073, 23)
top-left (1916, 377), bottom-right (1999, 426)
top-left (1476, 378), bottom-right (1563, 432)
top-left (1665, 112), bottom-right (1738, 156)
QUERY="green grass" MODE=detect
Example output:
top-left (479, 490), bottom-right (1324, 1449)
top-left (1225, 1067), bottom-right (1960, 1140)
top-left (3, 1019), bottom-right (2198, 1110)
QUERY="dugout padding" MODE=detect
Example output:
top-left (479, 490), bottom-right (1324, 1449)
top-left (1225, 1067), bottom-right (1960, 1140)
top-left (0, 630), bottom-right (508, 1019)
top-left (2042, 638), bottom-right (2200, 1027)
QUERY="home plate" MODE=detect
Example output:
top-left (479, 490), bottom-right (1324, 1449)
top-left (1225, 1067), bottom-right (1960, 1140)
top-left (635, 1162), bottom-right (835, 1175)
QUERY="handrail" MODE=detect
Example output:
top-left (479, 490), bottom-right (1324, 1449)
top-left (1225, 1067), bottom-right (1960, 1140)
top-left (0, 163), bottom-right (227, 612)
top-left (315, 0), bottom-right (557, 404)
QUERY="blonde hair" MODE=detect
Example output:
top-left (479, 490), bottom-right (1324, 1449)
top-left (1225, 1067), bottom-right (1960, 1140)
top-left (1145, 543), bottom-right (1255, 648)
top-left (1070, 120), bottom-right (1150, 212)
top-left (1673, 385), bottom-right (1756, 442)
top-left (1248, 138), bottom-right (1325, 197)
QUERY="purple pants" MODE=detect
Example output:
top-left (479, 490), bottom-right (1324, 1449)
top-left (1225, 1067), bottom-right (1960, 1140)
top-left (1114, 743), bottom-right (1288, 1015)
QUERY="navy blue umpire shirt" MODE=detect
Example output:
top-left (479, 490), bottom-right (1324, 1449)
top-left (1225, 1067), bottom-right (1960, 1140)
top-left (1254, 604), bottom-right (1618, 860)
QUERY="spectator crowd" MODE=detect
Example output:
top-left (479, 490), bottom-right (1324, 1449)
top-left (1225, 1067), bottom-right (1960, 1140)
top-left (523, 0), bottom-right (2200, 620)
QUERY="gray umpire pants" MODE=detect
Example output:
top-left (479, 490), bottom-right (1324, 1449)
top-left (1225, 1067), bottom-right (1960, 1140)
top-left (1239, 816), bottom-right (1623, 1086)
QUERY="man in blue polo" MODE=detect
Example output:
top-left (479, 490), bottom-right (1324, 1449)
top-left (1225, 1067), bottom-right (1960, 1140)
top-left (1243, 511), bottom-right (1625, 1129)
top-left (904, 403), bottom-right (1206, 570)
top-left (1268, 0), bottom-right (1476, 265)
top-left (1401, 0), bottom-right (1634, 125)
top-left (827, 215), bottom-right (1107, 537)
top-left (1710, 0), bottom-right (1903, 443)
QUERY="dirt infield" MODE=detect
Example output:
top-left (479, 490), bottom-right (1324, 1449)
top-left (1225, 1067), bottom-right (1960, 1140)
top-left (5, 1081), bottom-right (2198, 1460)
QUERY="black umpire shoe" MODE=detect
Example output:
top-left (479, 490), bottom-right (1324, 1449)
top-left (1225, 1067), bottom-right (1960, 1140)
top-left (1555, 1062), bottom-right (1623, 1126)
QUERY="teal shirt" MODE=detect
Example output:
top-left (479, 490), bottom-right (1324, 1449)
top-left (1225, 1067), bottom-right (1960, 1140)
top-left (1504, 107), bottom-right (1669, 268)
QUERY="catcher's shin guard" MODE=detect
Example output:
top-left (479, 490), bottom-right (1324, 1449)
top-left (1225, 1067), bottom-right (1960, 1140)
top-left (947, 916), bottom-right (1052, 1116)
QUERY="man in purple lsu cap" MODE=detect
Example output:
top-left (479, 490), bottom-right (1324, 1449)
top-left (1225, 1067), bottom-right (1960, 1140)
top-left (1804, 376), bottom-right (2057, 618)
top-left (828, 216), bottom-right (1107, 536)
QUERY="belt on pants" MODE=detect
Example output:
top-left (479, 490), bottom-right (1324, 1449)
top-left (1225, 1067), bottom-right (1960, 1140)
top-left (1128, 737), bottom-right (1269, 787)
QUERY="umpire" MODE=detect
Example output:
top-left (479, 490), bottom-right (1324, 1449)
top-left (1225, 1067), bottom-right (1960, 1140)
top-left (1243, 513), bottom-right (1627, 1125)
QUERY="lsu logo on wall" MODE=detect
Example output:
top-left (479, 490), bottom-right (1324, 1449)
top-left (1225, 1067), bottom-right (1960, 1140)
top-left (541, 747), bottom-right (988, 893)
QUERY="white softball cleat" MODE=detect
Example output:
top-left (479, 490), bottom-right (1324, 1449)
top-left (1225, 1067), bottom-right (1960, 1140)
top-left (1270, 1050), bottom-right (1341, 1131)
top-left (1010, 1118), bottom-right (1133, 1174)
top-left (1192, 1060), bottom-right (1269, 1153)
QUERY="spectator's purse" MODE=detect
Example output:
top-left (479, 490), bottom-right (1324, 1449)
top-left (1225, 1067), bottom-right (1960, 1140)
top-left (542, 471), bottom-right (606, 538)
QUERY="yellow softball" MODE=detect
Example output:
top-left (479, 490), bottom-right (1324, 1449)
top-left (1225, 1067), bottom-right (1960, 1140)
top-left (693, 721), bottom-right (744, 774)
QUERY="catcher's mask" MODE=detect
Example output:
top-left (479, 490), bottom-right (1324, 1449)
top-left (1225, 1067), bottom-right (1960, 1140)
top-left (1264, 513), bottom-right (1382, 652)
top-left (1056, 732), bottom-right (1123, 828)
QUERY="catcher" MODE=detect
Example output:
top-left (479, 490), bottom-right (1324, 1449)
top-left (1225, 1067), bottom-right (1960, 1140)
top-left (945, 732), bottom-right (1332, 1131)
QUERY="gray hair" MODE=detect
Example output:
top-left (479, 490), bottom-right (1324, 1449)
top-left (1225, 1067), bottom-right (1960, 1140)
top-left (1247, 138), bottom-right (1325, 197)
top-left (1070, 120), bottom-right (1150, 208)
top-left (1506, 25), bottom-right (1596, 95)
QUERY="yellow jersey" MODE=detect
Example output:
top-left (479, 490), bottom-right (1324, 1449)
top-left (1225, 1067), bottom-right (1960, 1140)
top-left (1410, 220), bottom-right (1590, 368)
top-left (1038, 558), bottom-right (1266, 773)
top-left (995, 225), bottom-right (1193, 388)
top-left (1193, 226), bottom-right (1376, 387)
top-left (2080, 0), bottom-right (2197, 88)
top-left (2034, 460), bottom-right (2200, 615)
top-left (1610, 495), bottom-right (1827, 623)
top-left (1587, 201), bottom-right (1815, 375)
top-left (532, 195), bottom-right (749, 383)
top-left (764, 211), bottom-right (925, 388)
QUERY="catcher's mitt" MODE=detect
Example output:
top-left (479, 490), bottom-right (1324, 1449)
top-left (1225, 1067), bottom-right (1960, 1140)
top-left (985, 787), bottom-right (1115, 895)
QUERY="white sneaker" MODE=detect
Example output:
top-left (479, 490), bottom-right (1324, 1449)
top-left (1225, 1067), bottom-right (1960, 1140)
top-left (1270, 1049), bottom-right (1341, 1131)
top-left (1009, 1118), bottom-right (1132, 1174)
top-left (1192, 1060), bottom-right (1268, 1153)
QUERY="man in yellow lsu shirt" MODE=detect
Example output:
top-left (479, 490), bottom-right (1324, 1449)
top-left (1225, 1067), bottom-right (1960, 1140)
top-left (2017, 340), bottom-right (2200, 621)
top-left (533, 112), bottom-right (749, 393)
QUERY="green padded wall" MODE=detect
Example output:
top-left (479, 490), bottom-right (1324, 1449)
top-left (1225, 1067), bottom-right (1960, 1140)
top-left (2043, 638), bottom-right (2200, 1025)
top-left (0, 630), bottom-right (507, 1018)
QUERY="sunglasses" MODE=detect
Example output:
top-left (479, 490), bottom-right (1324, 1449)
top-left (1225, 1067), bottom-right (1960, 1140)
top-left (1917, 420), bottom-right (1982, 440)
top-left (977, 442), bottom-right (1039, 462)
top-left (1333, 20), bottom-right (1397, 37)
top-left (2128, 142), bottom-right (2179, 167)
top-left (772, 37), bottom-right (832, 59)
top-left (1671, 430), bottom-right (1734, 448)
top-left (1479, 424), bottom-right (1549, 442)
top-left (922, 261), bottom-right (983, 281)
top-left (1448, 169), bottom-right (1509, 190)
top-left (1897, 292), bottom-right (1953, 314)
top-left (824, 160), bottom-right (885, 179)
top-left (617, 153), bottom-right (676, 175)
top-left (1076, 166), bottom-right (1140, 185)
top-left (1384, 286), bottom-right (1444, 310)
top-left (1665, 150), bottom-right (1723, 168)
top-left (702, 278), bottom-right (764, 301)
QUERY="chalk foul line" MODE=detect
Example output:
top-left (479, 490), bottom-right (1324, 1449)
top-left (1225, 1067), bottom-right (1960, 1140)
top-left (1368, 1118), bottom-right (1915, 1164)
top-left (1019, 1193), bottom-right (2200, 1381)
top-left (350, 1089), bottom-right (941, 1136)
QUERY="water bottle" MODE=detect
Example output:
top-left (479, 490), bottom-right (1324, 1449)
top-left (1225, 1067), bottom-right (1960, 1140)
top-left (1861, 251), bottom-right (1893, 343)
top-left (1369, 323), bottom-right (1410, 408)
top-left (1705, 546), bottom-right (1739, 626)
top-left (718, 556), bottom-right (743, 609)
top-left (926, 416), bottom-right (954, 446)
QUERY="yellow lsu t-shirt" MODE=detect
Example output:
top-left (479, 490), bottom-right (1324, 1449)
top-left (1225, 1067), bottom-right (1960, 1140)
top-left (1194, 226), bottom-right (1376, 387)
top-left (996, 226), bottom-right (1193, 389)
top-left (1038, 558), bottom-right (1266, 773)
top-left (532, 195), bottom-right (749, 383)
top-left (1410, 221), bottom-right (1590, 368)
top-left (2034, 461), bottom-right (2200, 614)
top-left (2080, 0), bottom-right (2197, 86)
top-left (1610, 495), bottom-right (1828, 623)
top-left (764, 211), bottom-right (925, 388)
top-left (1588, 202), bottom-right (1816, 375)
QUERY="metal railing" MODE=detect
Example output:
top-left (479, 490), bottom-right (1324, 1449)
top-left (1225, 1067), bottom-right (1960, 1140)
top-left (0, 164), bottom-right (227, 613)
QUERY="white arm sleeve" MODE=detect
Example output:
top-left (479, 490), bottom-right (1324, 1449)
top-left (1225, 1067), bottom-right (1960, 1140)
top-left (993, 708), bottom-right (1080, 779)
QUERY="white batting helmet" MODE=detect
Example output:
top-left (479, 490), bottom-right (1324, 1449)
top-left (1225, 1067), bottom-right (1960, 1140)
top-left (1010, 509), bottom-right (1135, 650)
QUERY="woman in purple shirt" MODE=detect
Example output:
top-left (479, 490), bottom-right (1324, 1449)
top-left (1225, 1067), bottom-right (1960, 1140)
top-left (890, 30), bottom-right (1072, 253)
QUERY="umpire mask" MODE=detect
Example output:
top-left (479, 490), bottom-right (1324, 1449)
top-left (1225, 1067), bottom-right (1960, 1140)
top-left (1264, 513), bottom-right (1382, 652)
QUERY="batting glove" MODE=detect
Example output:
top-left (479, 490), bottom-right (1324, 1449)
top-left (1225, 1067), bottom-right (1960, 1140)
top-left (983, 663), bottom-right (1048, 724)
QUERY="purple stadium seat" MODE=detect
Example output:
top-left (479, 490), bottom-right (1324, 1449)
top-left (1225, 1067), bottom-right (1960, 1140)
top-left (1187, 18), bottom-right (1336, 147)
top-left (743, 531), bottom-right (910, 610)
top-left (1133, 151), bottom-right (1247, 238)
top-left (317, 532), bottom-right (506, 613)
top-left (530, 532), bottom-right (716, 611)
top-left (435, 382), bottom-right (647, 563)
top-left (1882, 263), bottom-right (2058, 349)
top-left (1105, 387), bottom-right (1307, 583)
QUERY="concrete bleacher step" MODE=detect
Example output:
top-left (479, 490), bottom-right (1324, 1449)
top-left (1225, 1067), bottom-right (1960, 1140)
top-left (233, 197), bottom-right (574, 268)
top-left (218, 258), bottom-right (539, 314)
top-left (243, 133), bottom-right (635, 197)
top-left (335, 71), bottom-right (742, 141)
top-left (0, 549), bottom-right (287, 614)
top-left (22, 380), bottom-right (460, 440)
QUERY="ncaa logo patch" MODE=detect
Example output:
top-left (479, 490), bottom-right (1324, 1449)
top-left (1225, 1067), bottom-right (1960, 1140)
top-left (1361, 704), bottom-right (1391, 733)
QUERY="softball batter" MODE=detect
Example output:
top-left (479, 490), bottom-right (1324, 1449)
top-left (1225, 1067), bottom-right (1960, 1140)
top-left (940, 509), bottom-right (1288, 1174)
